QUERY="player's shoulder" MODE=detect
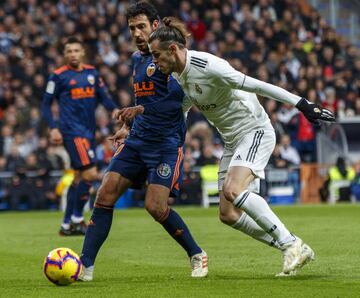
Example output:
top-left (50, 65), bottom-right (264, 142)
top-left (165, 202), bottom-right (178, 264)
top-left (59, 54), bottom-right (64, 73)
top-left (189, 50), bottom-right (221, 64)
top-left (188, 50), bottom-right (209, 69)
top-left (188, 50), bottom-right (222, 71)
top-left (189, 50), bottom-right (228, 74)
top-left (53, 65), bottom-right (69, 75)
top-left (131, 51), bottom-right (142, 61)
top-left (83, 64), bottom-right (96, 70)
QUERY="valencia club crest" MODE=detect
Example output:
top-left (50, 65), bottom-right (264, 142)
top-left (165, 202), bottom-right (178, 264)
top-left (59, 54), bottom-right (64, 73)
top-left (146, 63), bottom-right (156, 77)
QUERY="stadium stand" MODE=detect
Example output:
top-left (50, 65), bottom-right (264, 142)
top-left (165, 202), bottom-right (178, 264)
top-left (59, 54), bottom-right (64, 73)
top-left (0, 0), bottom-right (359, 209)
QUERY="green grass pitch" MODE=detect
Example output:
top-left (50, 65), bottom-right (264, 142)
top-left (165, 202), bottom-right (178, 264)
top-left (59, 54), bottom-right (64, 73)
top-left (0, 204), bottom-right (359, 297)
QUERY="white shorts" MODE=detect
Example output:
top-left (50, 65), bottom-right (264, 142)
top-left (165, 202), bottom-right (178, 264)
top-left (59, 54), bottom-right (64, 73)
top-left (218, 129), bottom-right (276, 192)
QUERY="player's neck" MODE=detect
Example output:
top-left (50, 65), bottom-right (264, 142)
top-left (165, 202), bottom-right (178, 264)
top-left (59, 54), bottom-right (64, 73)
top-left (174, 49), bottom-right (187, 74)
top-left (139, 49), bottom-right (150, 56)
top-left (67, 63), bottom-right (84, 71)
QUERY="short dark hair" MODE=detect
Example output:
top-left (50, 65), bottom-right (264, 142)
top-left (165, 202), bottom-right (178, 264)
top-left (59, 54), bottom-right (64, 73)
top-left (64, 36), bottom-right (82, 46)
top-left (125, 1), bottom-right (158, 24)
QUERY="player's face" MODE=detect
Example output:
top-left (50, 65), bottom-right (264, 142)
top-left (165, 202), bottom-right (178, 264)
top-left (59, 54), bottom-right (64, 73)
top-left (64, 43), bottom-right (85, 68)
top-left (128, 14), bottom-right (158, 53)
top-left (149, 40), bottom-right (175, 75)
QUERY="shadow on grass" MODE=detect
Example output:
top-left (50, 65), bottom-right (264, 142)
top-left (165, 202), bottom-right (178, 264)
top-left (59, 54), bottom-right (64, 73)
top-left (73, 273), bottom-right (329, 287)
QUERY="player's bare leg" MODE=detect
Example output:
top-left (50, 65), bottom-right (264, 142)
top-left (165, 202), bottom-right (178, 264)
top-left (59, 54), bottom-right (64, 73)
top-left (145, 184), bottom-right (208, 277)
top-left (79, 171), bottom-right (132, 281)
top-left (222, 166), bottom-right (314, 275)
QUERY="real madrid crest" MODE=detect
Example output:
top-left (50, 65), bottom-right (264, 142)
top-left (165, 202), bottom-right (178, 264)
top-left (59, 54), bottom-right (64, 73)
top-left (87, 74), bottom-right (95, 85)
top-left (146, 63), bottom-right (156, 77)
top-left (195, 83), bottom-right (202, 94)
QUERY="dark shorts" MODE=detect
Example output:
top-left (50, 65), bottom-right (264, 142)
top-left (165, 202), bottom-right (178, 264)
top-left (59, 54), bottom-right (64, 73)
top-left (63, 137), bottom-right (96, 170)
top-left (107, 139), bottom-right (184, 198)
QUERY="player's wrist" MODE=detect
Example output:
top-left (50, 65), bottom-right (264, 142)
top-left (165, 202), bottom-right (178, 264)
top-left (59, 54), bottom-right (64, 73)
top-left (295, 98), bottom-right (309, 109)
top-left (136, 105), bottom-right (144, 114)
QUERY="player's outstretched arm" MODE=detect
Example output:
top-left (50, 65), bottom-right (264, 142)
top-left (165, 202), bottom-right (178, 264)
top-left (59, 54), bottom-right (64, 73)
top-left (118, 76), bottom-right (185, 123)
top-left (209, 56), bottom-right (335, 124)
top-left (241, 76), bottom-right (336, 124)
top-left (115, 106), bottom-right (144, 124)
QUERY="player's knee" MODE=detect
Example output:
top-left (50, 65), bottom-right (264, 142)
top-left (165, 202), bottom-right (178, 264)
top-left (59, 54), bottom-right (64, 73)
top-left (222, 180), bottom-right (246, 202)
top-left (219, 209), bottom-right (239, 225)
top-left (95, 181), bottom-right (117, 206)
top-left (81, 168), bottom-right (98, 182)
top-left (222, 183), bottom-right (240, 202)
top-left (144, 199), bottom-right (167, 221)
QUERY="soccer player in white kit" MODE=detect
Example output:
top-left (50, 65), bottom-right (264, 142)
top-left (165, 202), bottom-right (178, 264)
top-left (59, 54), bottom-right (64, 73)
top-left (120, 17), bottom-right (335, 276)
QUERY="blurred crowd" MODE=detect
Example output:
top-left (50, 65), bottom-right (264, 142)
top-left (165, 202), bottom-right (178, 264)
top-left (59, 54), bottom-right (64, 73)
top-left (0, 0), bottom-right (359, 209)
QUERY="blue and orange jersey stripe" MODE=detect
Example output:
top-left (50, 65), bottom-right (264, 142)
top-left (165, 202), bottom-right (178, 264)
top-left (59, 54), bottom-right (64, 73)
top-left (53, 64), bottom-right (95, 75)
top-left (113, 143), bottom-right (125, 157)
top-left (83, 64), bottom-right (95, 70)
top-left (54, 65), bottom-right (69, 75)
top-left (74, 137), bottom-right (90, 166)
top-left (171, 147), bottom-right (183, 191)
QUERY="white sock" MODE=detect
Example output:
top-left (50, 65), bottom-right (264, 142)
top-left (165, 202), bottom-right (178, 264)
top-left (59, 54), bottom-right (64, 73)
top-left (233, 190), bottom-right (294, 246)
top-left (61, 223), bottom-right (70, 229)
top-left (232, 213), bottom-right (281, 249)
top-left (71, 215), bottom-right (84, 223)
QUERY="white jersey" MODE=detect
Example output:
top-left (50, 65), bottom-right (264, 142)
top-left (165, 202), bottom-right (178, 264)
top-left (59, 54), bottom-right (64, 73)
top-left (173, 50), bottom-right (273, 148)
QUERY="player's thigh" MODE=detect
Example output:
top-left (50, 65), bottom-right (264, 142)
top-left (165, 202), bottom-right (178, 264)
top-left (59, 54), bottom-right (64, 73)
top-left (147, 146), bottom-right (183, 196)
top-left (96, 171), bottom-right (132, 206)
top-left (107, 142), bottom-right (147, 186)
top-left (219, 191), bottom-right (244, 225)
top-left (80, 165), bottom-right (98, 181)
top-left (223, 129), bottom-right (276, 200)
top-left (63, 137), bottom-right (96, 170)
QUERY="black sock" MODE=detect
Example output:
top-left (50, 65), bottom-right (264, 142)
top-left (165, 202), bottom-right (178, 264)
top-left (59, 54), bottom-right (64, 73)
top-left (160, 208), bottom-right (202, 257)
top-left (62, 183), bottom-right (77, 224)
top-left (73, 180), bottom-right (92, 218)
top-left (80, 204), bottom-right (114, 267)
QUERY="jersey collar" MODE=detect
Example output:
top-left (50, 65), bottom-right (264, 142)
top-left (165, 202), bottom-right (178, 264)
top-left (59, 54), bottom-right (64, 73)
top-left (176, 49), bottom-right (190, 81)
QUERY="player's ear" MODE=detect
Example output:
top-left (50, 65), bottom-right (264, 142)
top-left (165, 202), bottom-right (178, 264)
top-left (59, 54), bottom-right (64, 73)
top-left (169, 43), bottom-right (177, 54)
top-left (152, 19), bottom-right (159, 31)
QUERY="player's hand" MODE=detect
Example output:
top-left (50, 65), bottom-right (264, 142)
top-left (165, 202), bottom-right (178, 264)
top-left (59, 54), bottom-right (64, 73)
top-left (296, 98), bottom-right (336, 124)
top-left (117, 105), bottom-right (145, 123)
top-left (49, 128), bottom-right (63, 145)
top-left (108, 125), bottom-right (129, 147)
top-left (111, 108), bottom-right (121, 120)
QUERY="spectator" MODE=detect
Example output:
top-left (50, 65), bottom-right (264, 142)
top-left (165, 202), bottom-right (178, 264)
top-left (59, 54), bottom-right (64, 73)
top-left (351, 160), bottom-right (360, 202)
top-left (187, 9), bottom-right (206, 43)
top-left (320, 157), bottom-right (355, 203)
top-left (178, 158), bottom-right (202, 205)
top-left (279, 134), bottom-right (301, 166)
top-left (268, 144), bottom-right (289, 169)
top-left (0, 0), bottom-right (359, 209)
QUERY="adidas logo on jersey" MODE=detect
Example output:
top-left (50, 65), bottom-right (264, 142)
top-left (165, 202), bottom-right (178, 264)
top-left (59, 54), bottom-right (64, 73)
top-left (235, 154), bottom-right (242, 160)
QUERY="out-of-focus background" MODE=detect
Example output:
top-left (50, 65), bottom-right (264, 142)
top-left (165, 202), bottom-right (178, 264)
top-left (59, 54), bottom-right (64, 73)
top-left (0, 0), bottom-right (359, 211)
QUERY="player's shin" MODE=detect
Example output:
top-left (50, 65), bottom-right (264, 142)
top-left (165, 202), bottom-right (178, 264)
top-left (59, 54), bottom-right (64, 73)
top-left (72, 179), bottom-right (92, 221)
top-left (233, 190), bottom-right (294, 245)
top-left (61, 183), bottom-right (77, 229)
top-left (80, 203), bottom-right (114, 268)
top-left (158, 207), bottom-right (202, 257)
top-left (231, 212), bottom-right (281, 249)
